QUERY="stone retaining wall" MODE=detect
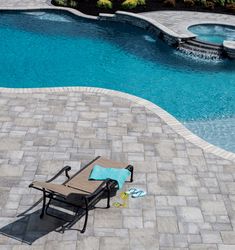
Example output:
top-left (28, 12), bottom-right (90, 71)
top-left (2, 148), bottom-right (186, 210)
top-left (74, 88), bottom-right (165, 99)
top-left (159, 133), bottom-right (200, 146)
top-left (223, 41), bottom-right (235, 59)
top-left (99, 12), bottom-right (235, 59)
top-left (99, 11), bottom-right (186, 47)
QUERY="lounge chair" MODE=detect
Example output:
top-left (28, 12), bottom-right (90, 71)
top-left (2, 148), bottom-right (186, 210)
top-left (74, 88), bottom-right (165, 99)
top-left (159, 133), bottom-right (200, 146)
top-left (29, 156), bottom-right (134, 233)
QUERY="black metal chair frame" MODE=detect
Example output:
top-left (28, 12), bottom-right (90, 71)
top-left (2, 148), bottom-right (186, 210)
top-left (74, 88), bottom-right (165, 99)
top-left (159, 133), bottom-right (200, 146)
top-left (29, 156), bottom-right (134, 233)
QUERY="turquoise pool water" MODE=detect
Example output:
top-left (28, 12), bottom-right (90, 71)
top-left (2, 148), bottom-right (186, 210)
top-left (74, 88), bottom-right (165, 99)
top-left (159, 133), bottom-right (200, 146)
top-left (189, 24), bottom-right (235, 44)
top-left (0, 11), bottom-right (235, 152)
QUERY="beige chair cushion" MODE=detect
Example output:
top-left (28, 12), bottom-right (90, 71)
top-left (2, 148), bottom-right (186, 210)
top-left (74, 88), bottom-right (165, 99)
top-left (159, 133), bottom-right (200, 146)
top-left (31, 157), bottom-right (128, 197)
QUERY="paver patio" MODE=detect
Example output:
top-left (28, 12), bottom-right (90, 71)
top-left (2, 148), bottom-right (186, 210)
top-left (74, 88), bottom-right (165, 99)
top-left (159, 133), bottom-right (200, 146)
top-left (0, 1), bottom-right (235, 249)
top-left (0, 89), bottom-right (235, 250)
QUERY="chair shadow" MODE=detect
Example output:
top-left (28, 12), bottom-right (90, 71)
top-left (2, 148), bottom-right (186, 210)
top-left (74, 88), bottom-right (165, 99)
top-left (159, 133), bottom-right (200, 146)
top-left (0, 197), bottom-right (89, 245)
top-left (0, 189), bottom-right (118, 245)
top-left (0, 208), bottom-right (69, 245)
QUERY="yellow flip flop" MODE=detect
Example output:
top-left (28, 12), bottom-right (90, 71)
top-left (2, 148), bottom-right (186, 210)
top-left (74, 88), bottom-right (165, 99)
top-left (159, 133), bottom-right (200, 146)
top-left (113, 192), bottom-right (129, 208)
top-left (120, 192), bottom-right (129, 200)
top-left (112, 201), bottom-right (127, 208)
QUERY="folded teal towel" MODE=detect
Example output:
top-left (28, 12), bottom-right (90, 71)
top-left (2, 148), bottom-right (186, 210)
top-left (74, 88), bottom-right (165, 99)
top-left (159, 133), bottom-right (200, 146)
top-left (89, 165), bottom-right (131, 189)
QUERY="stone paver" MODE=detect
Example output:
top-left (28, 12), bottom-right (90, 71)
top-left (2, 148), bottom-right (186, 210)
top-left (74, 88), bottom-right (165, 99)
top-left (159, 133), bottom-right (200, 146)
top-left (0, 0), bottom-right (49, 7)
top-left (0, 90), bottom-right (234, 250)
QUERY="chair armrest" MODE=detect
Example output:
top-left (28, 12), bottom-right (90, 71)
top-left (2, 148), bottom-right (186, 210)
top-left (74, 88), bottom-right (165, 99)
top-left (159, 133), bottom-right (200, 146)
top-left (46, 165), bottom-right (71, 183)
top-left (85, 178), bottom-right (115, 199)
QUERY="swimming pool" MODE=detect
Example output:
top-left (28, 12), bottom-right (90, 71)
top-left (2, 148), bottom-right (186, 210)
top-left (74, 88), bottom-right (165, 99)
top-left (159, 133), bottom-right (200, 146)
top-left (0, 10), bottom-right (235, 152)
top-left (189, 24), bottom-right (235, 44)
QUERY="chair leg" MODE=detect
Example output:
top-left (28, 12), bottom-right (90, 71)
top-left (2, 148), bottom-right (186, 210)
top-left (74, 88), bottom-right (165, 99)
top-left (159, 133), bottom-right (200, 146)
top-left (130, 165), bottom-right (134, 182)
top-left (40, 189), bottom-right (46, 219)
top-left (81, 197), bottom-right (89, 233)
top-left (45, 194), bottom-right (53, 216)
top-left (106, 186), bottom-right (111, 208)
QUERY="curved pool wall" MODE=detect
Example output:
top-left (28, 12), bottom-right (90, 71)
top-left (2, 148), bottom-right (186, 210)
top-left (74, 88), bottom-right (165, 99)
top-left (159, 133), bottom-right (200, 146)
top-left (0, 8), bottom-right (233, 158)
top-left (99, 11), bottom-right (192, 47)
top-left (188, 24), bottom-right (235, 44)
top-left (100, 12), bottom-right (235, 60)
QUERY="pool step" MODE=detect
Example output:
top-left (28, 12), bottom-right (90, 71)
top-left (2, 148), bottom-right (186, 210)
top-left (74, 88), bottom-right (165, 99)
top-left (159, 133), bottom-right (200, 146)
top-left (186, 38), bottom-right (223, 50)
top-left (178, 38), bottom-right (225, 60)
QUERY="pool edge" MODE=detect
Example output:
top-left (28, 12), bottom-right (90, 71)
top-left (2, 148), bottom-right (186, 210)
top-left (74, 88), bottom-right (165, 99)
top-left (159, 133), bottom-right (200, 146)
top-left (0, 6), bottom-right (234, 161)
top-left (0, 86), bottom-right (235, 162)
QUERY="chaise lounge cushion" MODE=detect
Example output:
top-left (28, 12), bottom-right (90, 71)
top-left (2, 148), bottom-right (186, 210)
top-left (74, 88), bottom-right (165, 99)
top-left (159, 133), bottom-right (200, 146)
top-left (31, 157), bottom-right (128, 197)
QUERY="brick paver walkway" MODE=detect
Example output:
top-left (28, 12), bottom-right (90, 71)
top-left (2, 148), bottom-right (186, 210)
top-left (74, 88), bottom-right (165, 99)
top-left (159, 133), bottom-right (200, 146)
top-left (0, 90), bottom-right (235, 250)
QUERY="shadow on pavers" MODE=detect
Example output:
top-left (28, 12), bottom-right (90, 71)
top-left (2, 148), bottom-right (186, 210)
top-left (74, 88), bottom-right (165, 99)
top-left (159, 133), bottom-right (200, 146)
top-left (0, 198), bottom-right (89, 245)
top-left (0, 209), bottom-right (67, 245)
top-left (0, 190), bottom-right (115, 244)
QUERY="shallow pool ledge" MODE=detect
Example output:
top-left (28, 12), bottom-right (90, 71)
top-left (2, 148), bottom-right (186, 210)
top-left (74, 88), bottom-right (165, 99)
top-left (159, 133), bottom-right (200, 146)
top-left (0, 86), bottom-right (235, 162)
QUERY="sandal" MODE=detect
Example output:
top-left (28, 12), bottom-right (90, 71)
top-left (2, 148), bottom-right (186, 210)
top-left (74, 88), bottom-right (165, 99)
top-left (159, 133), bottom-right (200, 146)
top-left (131, 190), bottom-right (146, 198)
top-left (113, 202), bottom-right (127, 208)
top-left (125, 188), bottom-right (141, 195)
top-left (120, 192), bottom-right (129, 200)
top-left (112, 192), bottom-right (129, 208)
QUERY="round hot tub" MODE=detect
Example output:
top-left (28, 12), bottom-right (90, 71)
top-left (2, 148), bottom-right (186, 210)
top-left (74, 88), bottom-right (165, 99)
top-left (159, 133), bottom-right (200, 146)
top-left (188, 24), bottom-right (235, 44)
